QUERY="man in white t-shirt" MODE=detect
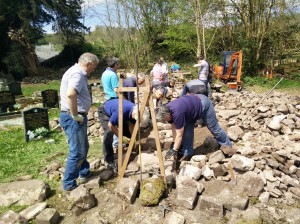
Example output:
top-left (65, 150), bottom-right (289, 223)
top-left (194, 56), bottom-right (211, 98)
top-left (160, 57), bottom-right (168, 82)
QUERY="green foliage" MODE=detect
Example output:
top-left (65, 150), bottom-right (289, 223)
top-left (51, 0), bottom-right (87, 46)
top-left (0, 0), bottom-right (87, 78)
top-left (48, 108), bottom-right (60, 121)
top-left (2, 44), bottom-right (26, 80)
top-left (37, 34), bottom-right (64, 52)
top-left (160, 23), bottom-right (197, 61)
top-left (82, 42), bottom-right (104, 60)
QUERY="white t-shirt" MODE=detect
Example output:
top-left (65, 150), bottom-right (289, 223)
top-left (197, 60), bottom-right (209, 81)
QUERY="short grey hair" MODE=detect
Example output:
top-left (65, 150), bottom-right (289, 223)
top-left (132, 105), bottom-right (150, 126)
top-left (78, 53), bottom-right (99, 64)
top-left (106, 57), bottom-right (120, 68)
top-left (155, 105), bottom-right (170, 122)
top-left (137, 72), bottom-right (145, 81)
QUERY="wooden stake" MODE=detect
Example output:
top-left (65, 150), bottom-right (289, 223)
top-left (118, 79), bottom-right (124, 174)
top-left (117, 77), bottom-right (166, 183)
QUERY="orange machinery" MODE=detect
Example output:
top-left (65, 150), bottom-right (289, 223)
top-left (214, 50), bottom-right (243, 90)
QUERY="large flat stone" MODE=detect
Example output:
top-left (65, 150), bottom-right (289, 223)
top-left (0, 210), bottom-right (27, 224)
top-left (176, 186), bottom-right (198, 210)
top-left (0, 179), bottom-right (49, 206)
top-left (114, 177), bottom-right (140, 204)
top-left (19, 202), bottom-right (47, 221)
top-left (35, 208), bottom-right (60, 224)
top-left (199, 196), bottom-right (224, 217)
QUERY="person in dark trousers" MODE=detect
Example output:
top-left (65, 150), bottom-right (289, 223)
top-left (59, 53), bottom-right (99, 191)
top-left (123, 73), bottom-right (145, 103)
top-left (101, 57), bottom-right (120, 151)
top-left (156, 94), bottom-right (232, 161)
top-left (98, 99), bottom-right (149, 173)
top-left (181, 79), bottom-right (207, 96)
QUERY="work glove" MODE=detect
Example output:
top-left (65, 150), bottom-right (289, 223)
top-left (122, 136), bottom-right (131, 144)
top-left (165, 147), bottom-right (178, 160)
top-left (72, 114), bottom-right (84, 124)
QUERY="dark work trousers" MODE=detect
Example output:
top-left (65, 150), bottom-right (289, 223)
top-left (98, 103), bottom-right (132, 164)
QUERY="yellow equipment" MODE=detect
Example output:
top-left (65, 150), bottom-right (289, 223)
top-left (214, 50), bottom-right (243, 90)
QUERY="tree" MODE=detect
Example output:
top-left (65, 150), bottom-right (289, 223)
top-left (215, 0), bottom-right (300, 76)
top-left (0, 0), bottom-right (87, 79)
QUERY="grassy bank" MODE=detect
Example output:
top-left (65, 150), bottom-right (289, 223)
top-left (243, 76), bottom-right (300, 95)
top-left (21, 80), bottom-right (61, 97)
top-left (0, 108), bottom-right (102, 184)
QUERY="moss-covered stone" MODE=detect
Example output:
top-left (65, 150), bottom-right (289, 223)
top-left (139, 177), bottom-right (166, 206)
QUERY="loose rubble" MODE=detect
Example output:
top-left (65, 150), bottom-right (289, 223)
top-left (1, 89), bottom-right (300, 223)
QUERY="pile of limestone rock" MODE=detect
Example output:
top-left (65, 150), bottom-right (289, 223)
top-left (92, 90), bottom-right (299, 221)
top-left (61, 90), bottom-right (300, 222)
top-left (1, 89), bottom-right (300, 224)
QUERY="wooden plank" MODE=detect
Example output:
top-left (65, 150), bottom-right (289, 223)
top-left (118, 78), bottom-right (124, 174)
top-left (118, 86), bottom-right (149, 93)
top-left (118, 90), bottom-right (149, 179)
top-left (117, 77), bottom-right (166, 184)
top-left (148, 93), bottom-right (166, 183)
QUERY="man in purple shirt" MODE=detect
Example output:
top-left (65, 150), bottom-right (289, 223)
top-left (156, 94), bottom-right (232, 161)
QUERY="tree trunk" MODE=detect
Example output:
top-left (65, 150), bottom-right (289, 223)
top-left (193, 0), bottom-right (202, 57)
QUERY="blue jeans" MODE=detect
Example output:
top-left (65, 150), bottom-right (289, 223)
top-left (60, 112), bottom-right (90, 191)
top-left (113, 135), bottom-right (118, 149)
top-left (181, 122), bottom-right (195, 156)
top-left (200, 79), bottom-right (212, 99)
top-left (196, 94), bottom-right (232, 147)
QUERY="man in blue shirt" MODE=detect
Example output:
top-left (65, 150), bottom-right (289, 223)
top-left (101, 57), bottom-right (120, 100)
top-left (60, 53), bottom-right (99, 191)
top-left (101, 57), bottom-right (120, 152)
top-left (98, 99), bottom-right (149, 173)
top-left (156, 94), bottom-right (232, 161)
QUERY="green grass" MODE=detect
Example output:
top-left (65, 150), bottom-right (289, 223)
top-left (0, 127), bottom-right (66, 183)
top-left (21, 80), bottom-right (61, 97)
top-left (242, 76), bottom-right (300, 95)
top-left (48, 108), bottom-right (60, 120)
top-left (243, 76), bottom-right (300, 89)
top-left (0, 125), bottom-right (102, 184)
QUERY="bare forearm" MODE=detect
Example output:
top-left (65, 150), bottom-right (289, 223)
top-left (108, 122), bottom-right (119, 136)
top-left (171, 124), bottom-right (176, 141)
top-left (129, 122), bottom-right (134, 135)
top-left (174, 134), bottom-right (182, 150)
top-left (67, 88), bottom-right (78, 115)
top-left (173, 126), bottom-right (183, 151)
